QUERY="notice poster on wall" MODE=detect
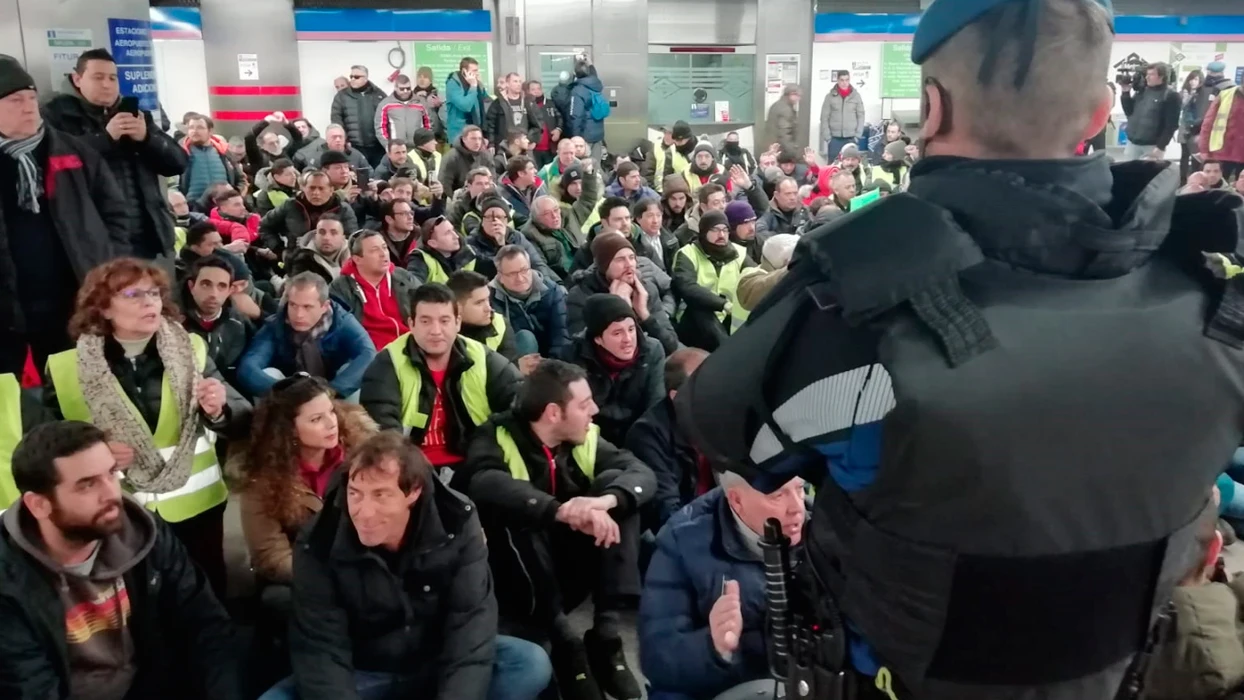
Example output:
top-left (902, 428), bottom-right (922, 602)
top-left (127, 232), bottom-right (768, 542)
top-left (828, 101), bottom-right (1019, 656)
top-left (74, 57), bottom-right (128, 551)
top-left (851, 60), bottom-right (872, 91)
top-left (238, 54), bottom-right (259, 81)
top-left (1170, 42), bottom-right (1227, 86)
top-left (714, 100), bottom-right (730, 123)
top-left (107, 18), bottom-right (159, 111)
top-left (765, 54), bottom-right (800, 95)
top-left (412, 42), bottom-right (492, 93)
top-left (881, 42), bottom-right (921, 99)
top-left (46, 29), bottom-right (92, 85)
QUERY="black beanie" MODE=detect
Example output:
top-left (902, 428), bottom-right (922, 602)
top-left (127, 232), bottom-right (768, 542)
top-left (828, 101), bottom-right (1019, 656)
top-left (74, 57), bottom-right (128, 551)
top-left (560, 163), bottom-right (584, 194)
top-left (0, 55), bottom-right (35, 101)
top-left (412, 128), bottom-right (436, 148)
top-left (584, 294), bottom-right (636, 339)
top-left (476, 192), bottom-right (511, 218)
top-left (319, 150), bottom-right (351, 168)
top-left (671, 121), bottom-right (693, 141)
top-left (699, 210), bottom-right (729, 237)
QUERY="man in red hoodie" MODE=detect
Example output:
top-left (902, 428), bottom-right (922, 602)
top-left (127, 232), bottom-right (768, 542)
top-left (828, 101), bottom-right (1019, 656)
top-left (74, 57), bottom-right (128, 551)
top-left (328, 229), bottom-right (417, 352)
top-left (209, 188), bottom-right (259, 244)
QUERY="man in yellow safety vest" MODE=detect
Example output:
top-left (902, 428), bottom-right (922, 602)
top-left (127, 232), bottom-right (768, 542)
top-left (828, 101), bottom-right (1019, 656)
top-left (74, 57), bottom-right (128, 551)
top-left (447, 269), bottom-right (520, 362)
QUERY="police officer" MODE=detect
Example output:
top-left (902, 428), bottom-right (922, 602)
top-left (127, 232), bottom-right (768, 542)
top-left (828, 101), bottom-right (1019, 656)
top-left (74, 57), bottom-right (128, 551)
top-left (675, 1), bottom-right (1244, 699)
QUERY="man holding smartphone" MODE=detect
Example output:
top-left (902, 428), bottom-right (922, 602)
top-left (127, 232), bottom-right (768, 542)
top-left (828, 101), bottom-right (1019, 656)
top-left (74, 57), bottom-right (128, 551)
top-left (42, 48), bottom-right (186, 261)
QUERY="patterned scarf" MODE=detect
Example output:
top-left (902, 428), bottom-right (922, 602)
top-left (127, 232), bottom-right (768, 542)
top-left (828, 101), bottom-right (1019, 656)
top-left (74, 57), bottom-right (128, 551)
top-left (77, 320), bottom-right (203, 493)
top-left (0, 125), bottom-right (45, 213)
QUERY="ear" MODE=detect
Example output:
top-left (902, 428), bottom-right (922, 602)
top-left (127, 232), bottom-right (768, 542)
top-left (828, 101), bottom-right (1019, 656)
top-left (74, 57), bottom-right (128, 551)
top-left (1081, 84), bottom-right (1114, 144)
top-left (404, 484), bottom-right (422, 508)
top-left (919, 82), bottom-right (945, 143)
top-left (21, 491), bottom-right (51, 520)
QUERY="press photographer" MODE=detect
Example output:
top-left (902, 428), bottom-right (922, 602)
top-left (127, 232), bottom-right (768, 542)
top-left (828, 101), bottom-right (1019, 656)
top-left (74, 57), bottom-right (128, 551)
top-left (1119, 60), bottom-right (1181, 161)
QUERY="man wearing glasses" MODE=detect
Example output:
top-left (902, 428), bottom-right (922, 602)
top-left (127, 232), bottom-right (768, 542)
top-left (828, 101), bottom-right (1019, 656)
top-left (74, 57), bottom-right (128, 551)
top-left (465, 194), bottom-right (557, 281)
top-left (377, 199), bottom-right (418, 269)
top-left (331, 65), bottom-right (387, 168)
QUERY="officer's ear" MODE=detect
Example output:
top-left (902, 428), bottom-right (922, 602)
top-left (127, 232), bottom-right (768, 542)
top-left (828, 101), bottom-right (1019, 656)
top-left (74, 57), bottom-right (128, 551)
top-left (1081, 83), bottom-right (1113, 144)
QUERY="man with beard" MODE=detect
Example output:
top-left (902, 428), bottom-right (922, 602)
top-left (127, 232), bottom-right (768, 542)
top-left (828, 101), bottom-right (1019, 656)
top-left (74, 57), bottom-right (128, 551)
top-left (178, 113), bottom-right (240, 202)
top-left (527, 79), bottom-right (563, 169)
top-left (660, 175), bottom-right (690, 233)
top-left (827, 143), bottom-right (873, 193)
top-left (725, 200), bottom-right (762, 266)
top-left (332, 65), bottom-right (387, 167)
top-left (605, 161), bottom-right (660, 205)
top-left (182, 256), bottom-right (253, 387)
top-left (670, 210), bottom-right (754, 350)
top-left (439, 125), bottom-right (494, 194)
top-left (404, 129), bottom-right (442, 187)
top-left (258, 170), bottom-right (358, 266)
top-left (0, 421), bottom-right (241, 699)
top-left (566, 232), bottom-right (680, 356)
top-left (873, 139), bottom-right (911, 192)
top-left (755, 175), bottom-right (810, 236)
top-left (287, 213), bottom-right (350, 281)
top-left (649, 121), bottom-right (696, 190)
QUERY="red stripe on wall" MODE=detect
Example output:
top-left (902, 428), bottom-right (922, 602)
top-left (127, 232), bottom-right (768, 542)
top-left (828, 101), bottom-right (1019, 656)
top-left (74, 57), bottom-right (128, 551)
top-left (209, 85), bottom-right (301, 96)
top-left (213, 110), bottom-right (303, 121)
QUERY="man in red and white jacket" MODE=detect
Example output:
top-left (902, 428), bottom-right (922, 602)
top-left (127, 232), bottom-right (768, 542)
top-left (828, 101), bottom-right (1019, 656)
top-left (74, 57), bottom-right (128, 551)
top-left (374, 74), bottom-right (432, 146)
top-left (328, 229), bottom-right (417, 352)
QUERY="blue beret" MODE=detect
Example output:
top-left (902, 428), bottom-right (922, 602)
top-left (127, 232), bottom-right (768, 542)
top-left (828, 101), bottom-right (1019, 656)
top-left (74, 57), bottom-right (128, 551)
top-left (1208, 61), bottom-right (1227, 73)
top-left (912, 0), bottom-right (1114, 65)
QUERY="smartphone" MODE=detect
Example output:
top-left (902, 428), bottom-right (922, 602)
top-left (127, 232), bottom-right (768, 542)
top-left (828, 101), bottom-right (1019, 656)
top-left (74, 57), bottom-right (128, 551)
top-left (117, 96), bottom-right (140, 116)
top-left (353, 165), bottom-right (373, 184)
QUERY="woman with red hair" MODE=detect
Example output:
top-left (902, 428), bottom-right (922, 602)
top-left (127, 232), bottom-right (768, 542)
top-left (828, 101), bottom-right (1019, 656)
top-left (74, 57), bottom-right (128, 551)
top-left (43, 257), bottom-right (251, 597)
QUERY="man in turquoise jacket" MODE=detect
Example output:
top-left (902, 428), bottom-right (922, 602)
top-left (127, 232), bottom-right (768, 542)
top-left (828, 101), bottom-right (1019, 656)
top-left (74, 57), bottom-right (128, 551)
top-left (445, 58), bottom-right (488, 145)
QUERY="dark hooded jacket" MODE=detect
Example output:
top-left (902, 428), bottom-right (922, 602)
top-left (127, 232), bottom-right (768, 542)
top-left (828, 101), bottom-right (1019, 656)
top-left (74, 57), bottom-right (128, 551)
top-left (243, 119), bottom-right (303, 182)
top-left (569, 329), bottom-right (666, 446)
top-left (42, 89), bottom-right (187, 258)
top-left (0, 497), bottom-right (242, 700)
top-left (565, 262), bottom-right (679, 356)
top-left (331, 81), bottom-right (387, 151)
top-left (1121, 76), bottom-right (1182, 149)
top-left (568, 67), bottom-right (607, 144)
top-left (258, 192), bottom-right (359, 261)
top-left (466, 227), bottom-right (557, 282)
top-left (489, 271), bottom-right (571, 358)
top-left (292, 124), bottom-right (327, 170)
top-left (438, 135), bottom-right (495, 195)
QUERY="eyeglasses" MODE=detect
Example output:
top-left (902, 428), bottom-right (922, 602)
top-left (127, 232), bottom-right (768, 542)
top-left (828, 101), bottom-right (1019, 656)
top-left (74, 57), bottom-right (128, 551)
top-left (501, 267), bottom-right (531, 279)
top-left (350, 74), bottom-right (366, 80)
top-left (116, 288), bottom-right (162, 303)
top-left (707, 225), bottom-right (730, 234)
top-left (483, 213), bottom-right (508, 222)
top-left (392, 209), bottom-right (414, 218)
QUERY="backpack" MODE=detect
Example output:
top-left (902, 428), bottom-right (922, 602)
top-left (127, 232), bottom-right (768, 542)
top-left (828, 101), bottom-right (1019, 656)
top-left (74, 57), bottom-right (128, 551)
top-left (588, 92), bottom-right (611, 121)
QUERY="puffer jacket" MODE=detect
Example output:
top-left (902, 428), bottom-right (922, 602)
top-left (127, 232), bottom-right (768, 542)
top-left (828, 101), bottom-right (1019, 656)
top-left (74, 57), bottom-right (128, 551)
top-left (290, 475), bottom-right (496, 700)
top-left (438, 136), bottom-right (495, 195)
top-left (488, 271), bottom-right (570, 358)
top-left (568, 68), bottom-right (607, 144)
top-left (819, 86), bottom-right (866, 141)
top-left (235, 301), bottom-right (377, 399)
top-left (569, 331), bottom-right (665, 446)
top-left (466, 228), bottom-right (557, 282)
top-left (373, 95), bottom-right (432, 144)
top-left (41, 90), bottom-right (186, 258)
top-left (293, 126), bottom-right (326, 170)
top-left (257, 193), bottom-right (359, 260)
top-left (300, 143), bottom-right (370, 171)
top-left (331, 82), bottom-right (387, 151)
top-left (1199, 85), bottom-right (1244, 165)
top-left (565, 264), bottom-right (679, 357)
top-left (755, 200), bottom-right (810, 236)
top-left (1141, 574), bottom-right (1244, 700)
top-left (181, 301), bottom-right (254, 388)
top-left (1121, 83), bottom-right (1182, 149)
top-left (520, 218), bottom-right (582, 283)
top-left (445, 72), bottom-right (486, 145)
top-left (639, 488), bottom-right (774, 700)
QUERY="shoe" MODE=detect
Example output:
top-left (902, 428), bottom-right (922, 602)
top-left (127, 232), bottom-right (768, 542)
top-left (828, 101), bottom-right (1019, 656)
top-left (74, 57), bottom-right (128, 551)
top-left (1221, 518), bottom-right (1238, 546)
top-left (584, 628), bottom-right (642, 700)
top-left (551, 637), bottom-right (605, 700)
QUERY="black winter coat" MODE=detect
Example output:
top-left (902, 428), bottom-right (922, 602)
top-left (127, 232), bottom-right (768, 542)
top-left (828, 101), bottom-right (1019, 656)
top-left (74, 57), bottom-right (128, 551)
top-left (290, 477), bottom-right (497, 700)
top-left (0, 500), bottom-right (242, 700)
top-left (569, 333), bottom-right (666, 446)
top-left (243, 119), bottom-right (303, 182)
top-left (0, 128), bottom-right (129, 335)
top-left (41, 92), bottom-right (187, 258)
top-left (360, 335), bottom-right (522, 453)
top-left (484, 94), bottom-right (543, 148)
top-left (1121, 84), bottom-right (1183, 149)
top-left (258, 193), bottom-right (359, 260)
top-left (565, 268), bottom-right (680, 357)
top-left (438, 137), bottom-right (495, 195)
top-left (331, 82), bottom-right (387, 150)
top-left (624, 397), bottom-right (699, 532)
top-left (182, 303), bottom-right (254, 389)
top-left (329, 267), bottom-right (417, 327)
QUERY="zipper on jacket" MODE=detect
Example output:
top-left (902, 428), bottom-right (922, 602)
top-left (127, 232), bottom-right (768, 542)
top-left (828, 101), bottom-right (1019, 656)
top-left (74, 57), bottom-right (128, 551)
top-left (504, 527), bottom-right (537, 617)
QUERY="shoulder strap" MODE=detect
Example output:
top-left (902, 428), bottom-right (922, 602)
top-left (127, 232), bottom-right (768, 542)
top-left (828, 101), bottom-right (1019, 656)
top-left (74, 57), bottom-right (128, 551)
top-left (800, 193), bottom-right (996, 366)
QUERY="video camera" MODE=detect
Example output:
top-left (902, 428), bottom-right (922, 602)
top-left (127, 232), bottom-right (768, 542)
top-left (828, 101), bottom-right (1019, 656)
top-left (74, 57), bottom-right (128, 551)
top-left (1113, 53), bottom-right (1149, 90)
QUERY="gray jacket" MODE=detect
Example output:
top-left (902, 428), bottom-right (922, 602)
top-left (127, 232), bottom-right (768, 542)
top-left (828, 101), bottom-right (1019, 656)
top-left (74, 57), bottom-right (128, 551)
top-left (373, 95), bottom-right (434, 145)
top-left (765, 86), bottom-right (801, 152)
top-left (819, 86), bottom-right (866, 141)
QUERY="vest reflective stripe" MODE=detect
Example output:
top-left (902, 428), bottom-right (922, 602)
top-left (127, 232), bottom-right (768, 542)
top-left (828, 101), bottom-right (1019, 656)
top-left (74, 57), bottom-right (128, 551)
top-left (675, 243), bottom-right (746, 328)
top-left (1211, 86), bottom-right (1238, 153)
top-left (0, 374), bottom-right (22, 510)
top-left (486, 313), bottom-right (507, 352)
top-left (495, 423), bottom-right (599, 482)
top-left (417, 249), bottom-right (476, 284)
top-left (384, 334), bottom-right (492, 432)
top-left (267, 189), bottom-right (291, 210)
top-left (411, 151), bottom-right (443, 183)
top-left (44, 336), bottom-right (226, 523)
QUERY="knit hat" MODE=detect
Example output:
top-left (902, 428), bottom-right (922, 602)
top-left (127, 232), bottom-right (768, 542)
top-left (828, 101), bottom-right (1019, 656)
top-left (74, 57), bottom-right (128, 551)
top-left (416, 66), bottom-right (434, 82)
top-left (725, 200), bottom-right (756, 227)
top-left (0, 55), bottom-right (35, 100)
top-left (838, 144), bottom-right (862, 161)
top-left (661, 174), bottom-right (690, 198)
top-left (762, 233), bottom-right (800, 269)
top-left (583, 294), bottom-right (637, 339)
top-left (412, 128), bottom-right (436, 148)
top-left (671, 121), bottom-right (693, 141)
top-left (884, 140), bottom-right (908, 162)
top-left (561, 164), bottom-right (584, 192)
top-left (476, 192), bottom-right (511, 218)
top-left (591, 231), bottom-right (635, 271)
top-left (319, 150), bottom-right (351, 168)
top-left (692, 141), bottom-right (717, 161)
top-left (699, 210), bottom-right (730, 237)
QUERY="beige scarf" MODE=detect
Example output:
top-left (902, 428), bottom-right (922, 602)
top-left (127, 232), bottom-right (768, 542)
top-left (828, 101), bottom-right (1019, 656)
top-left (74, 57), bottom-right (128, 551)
top-left (77, 320), bottom-right (202, 493)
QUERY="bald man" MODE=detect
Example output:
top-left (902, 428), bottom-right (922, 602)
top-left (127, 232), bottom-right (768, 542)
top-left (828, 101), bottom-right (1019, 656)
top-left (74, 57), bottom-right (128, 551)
top-left (625, 347), bottom-right (710, 532)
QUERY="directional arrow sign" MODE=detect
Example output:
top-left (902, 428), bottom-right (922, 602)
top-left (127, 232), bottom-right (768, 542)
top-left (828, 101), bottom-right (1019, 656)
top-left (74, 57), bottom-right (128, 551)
top-left (238, 54), bottom-right (259, 81)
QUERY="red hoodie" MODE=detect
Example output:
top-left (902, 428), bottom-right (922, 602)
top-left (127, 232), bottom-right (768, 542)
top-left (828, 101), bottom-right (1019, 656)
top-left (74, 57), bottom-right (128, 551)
top-left (343, 258), bottom-right (404, 351)
top-left (209, 208), bottom-right (260, 243)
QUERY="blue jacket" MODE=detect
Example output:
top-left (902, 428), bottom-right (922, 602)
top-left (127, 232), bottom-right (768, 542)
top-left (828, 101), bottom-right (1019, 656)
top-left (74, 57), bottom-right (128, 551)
top-left (236, 300), bottom-right (376, 398)
top-left (488, 272), bottom-right (570, 359)
top-left (605, 181), bottom-right (661, 205)
top-left (568, 70), bottom-right (606, 144)
top-left (445, 72), bottom-right (485, 145)
top-left (639, 489), bottom-right (771, 700)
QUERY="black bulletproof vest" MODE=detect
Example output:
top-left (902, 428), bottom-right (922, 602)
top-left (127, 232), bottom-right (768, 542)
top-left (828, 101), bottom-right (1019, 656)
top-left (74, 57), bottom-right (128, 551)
top-left (680, 166), bottom-right (1244, 699)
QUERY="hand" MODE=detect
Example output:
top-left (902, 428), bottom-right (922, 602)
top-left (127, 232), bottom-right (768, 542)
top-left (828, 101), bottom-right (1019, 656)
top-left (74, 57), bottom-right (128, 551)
top-left (579, 158), bottom-right (595, 174)
top-left (803, 147), bottom-right (818, 166)
top-left (429, 180), bottom-right (444, 199)
top-left (584, 510), bottom-right (620, 548)
top-left (345, 185), bottom-right (361, 202)
top-left (768, 143), bottom-right (782, 154)
top-left (465, 72), bottom-right (479, 87)
top-left (616, 155), bottom-right (631, 163)
top-left (264, 113), bottom-right (281, 123)
top-left (723, 300), bottom-right (733, 315)
top-left (609, 279), bottom-right (634, 304)
top-left (518, 353), bottom-right (542, 376)
top-left (709, 580), bottom-right (743, 659)
top-left (630, 280), bottom-right (650, 321)
top-left (106, 112), bottom-right (141, 142)
top-left (551, 128), bottom-right (562, 141)
top-left (223, 239), bottom-right (249, 254)
top-left (108, 441), bottom-right (135, 469)
top-left (558, 495), bottom-right (617, 524)
top-left (255, 247), bottom-right (278, 261)
top-left (229, 290), bottom-right (262, 321)
top-left (430, 95), bottom-right (444, 107)
top-left (196, 378), bottom-right (227, 419)
top-left (729, 164), bottom-right (751, 191)
top-left (905, 144), bottom-right (920, 158)
top-left (1148, 147), bottom-right (1165, 160)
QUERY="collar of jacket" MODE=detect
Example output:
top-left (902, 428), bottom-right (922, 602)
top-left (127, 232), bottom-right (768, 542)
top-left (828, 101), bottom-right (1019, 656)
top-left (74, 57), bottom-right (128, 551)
top-left (712, 490), bottom-right (765, 564)
top-left (185, 299), bottom-right (241, 327)
top-left (401, 334), bottom-right (477, 376)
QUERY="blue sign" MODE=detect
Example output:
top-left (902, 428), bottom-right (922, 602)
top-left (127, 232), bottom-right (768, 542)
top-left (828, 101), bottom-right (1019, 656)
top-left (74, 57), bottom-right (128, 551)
top-left (690, 103), bottom-right (709, 120)
top-left (1237, 67), bottom-right (1244, 87)
top-left (107, 18), bottom-right (158, 111)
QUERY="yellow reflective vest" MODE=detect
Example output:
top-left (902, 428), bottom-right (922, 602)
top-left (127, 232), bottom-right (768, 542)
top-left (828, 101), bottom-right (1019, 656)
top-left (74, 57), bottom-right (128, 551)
top-left (496, 423), bottom-right (599, 482)
top-left (483, 314), bottom-right (507, 352)
top-left (45, 335), bottom-right (225, 523)
top-left (0, 374), bottom-right (23, 509)
top-left (173, 226), bottom-right (187, 253)
top-left (410, 151), bottom-right (443, 184)
top-left (675, 242), bottom-right (748, 330)
top-left (1210, 86), bottom-right (1239, 153)
top-left (416, 249), bottom-right (477, 284)
top-left (653, 141), bottom-right (690, 193)
top-left (266, 189), bottom-right (291, 210)
top-left (385, 334), bottom-right (493, 432)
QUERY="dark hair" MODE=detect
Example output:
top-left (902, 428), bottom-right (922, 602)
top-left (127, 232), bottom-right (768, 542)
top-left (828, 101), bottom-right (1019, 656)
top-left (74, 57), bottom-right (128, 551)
top-left (389, 176), bottom-right (414, 191)
top-left (836, 70), bottom-right (851, 79)
top-left (467, 167), bottom-right (492, 185)
top-left (13, 421), bottom-right (110, 497)
top-left (523, 79), bottom-right (541, 91)
top-left (598, 196), bottom-right (631, 221)
top-left (346, 431), bottom-right (432, 496)
top-left (408, 282), bottom-right (457, 316)
top-left (696, 183), bottom-right (726, 206)
top-left (186, 113), bottom-right (215, 130)
top-left (395, 74), bottom-right (412, 86)
top-left (1204, 159), bottom-right (1223, 167)
top-left (615, 161), bottom-right (639, 180)
top-left (186, 221), bottom-right (220, 247)
top-left (350, 229), bottom-right (385, 256)
top-left (388, 138), bottom-right (407, 151)
top-left (776, 149), bottom-right (799, 165)
top-left (213, 188), bottom-right (242, 206)
top-left (514, 360), bottom-right (589, 422)
top-left (506, 155), bottom-right (534, 181)
top-left (459, 57), bottom-right (479, 72)
top-left (506, 130), bottom-right (528, 147)
top-left (382, 198), bottom-right (412, 222)
top-left (188, 255), bottom-right (235, 284)
top-left (74, 48), bottom-right (115, 74)
top-left (446, 269), bottom-right (490, 300)
top-left (664, 347), bottom-right (709, 393)
top-left (270, 157), bottom-right (295, 175)
top-left (317, 212), bottom-right (343, 228)
top-left (632, 197), bottom-right (661, 219)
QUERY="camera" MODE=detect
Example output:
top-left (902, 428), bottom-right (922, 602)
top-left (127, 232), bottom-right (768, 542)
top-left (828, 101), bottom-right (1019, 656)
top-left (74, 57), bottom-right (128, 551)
top-left (1114, 53), bottom-right (1148, 90)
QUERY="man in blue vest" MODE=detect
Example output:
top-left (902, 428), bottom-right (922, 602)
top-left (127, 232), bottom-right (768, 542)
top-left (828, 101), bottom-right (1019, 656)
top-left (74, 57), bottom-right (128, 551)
top-left (456, 360), bottom-right (655, 700)
top-left (675, 1), bottom-right (1244, 699)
